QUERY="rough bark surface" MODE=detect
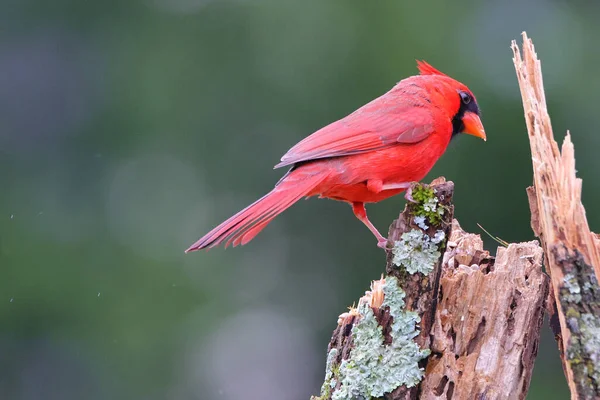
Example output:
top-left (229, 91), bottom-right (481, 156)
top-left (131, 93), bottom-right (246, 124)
top-left (419, 221), bottom-right (549, 400)
top-left (384, 178), bottom-right (454, 400)
top-left (385, 179), bottom-right (455, 348)
top-left (513, 32), bottom-right (600, 399)
top-left (311, 178), bottom-right (454, 400)
top-left (313, 178), bottom-right (549, 400)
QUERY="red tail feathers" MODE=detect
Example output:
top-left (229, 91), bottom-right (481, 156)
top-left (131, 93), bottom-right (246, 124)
top-left (185, 168), bottom-right (327, 252)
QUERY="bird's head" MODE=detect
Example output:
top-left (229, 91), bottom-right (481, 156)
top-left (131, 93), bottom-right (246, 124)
top-left (417, 60), bottom-right (486, 142)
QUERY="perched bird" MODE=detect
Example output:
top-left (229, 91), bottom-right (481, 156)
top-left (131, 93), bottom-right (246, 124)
top-left (186, 61), bottom-right (485, 252)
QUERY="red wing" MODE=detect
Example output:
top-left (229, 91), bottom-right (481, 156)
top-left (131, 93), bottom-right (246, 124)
top-left (275, 97), bottom-right (435, 168)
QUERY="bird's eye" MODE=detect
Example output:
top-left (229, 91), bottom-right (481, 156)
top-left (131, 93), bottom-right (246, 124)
top-left (459, 91), bottom-right (471, 105)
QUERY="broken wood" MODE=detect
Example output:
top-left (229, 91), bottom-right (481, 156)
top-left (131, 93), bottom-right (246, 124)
top-left (420, 221), bottom-right (549, 400)
top-left (312, 178), bottom-right (549, 399)
top-left (512, 32), bottom-right (600, 399)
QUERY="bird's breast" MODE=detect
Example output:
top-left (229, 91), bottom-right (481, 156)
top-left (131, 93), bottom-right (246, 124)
top-left (337, 138), bottom-right (449, 184)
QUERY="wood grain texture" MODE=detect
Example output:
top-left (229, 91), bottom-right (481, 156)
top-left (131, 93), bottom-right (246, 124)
top-left (513, 32), bottom-right (600, 399)
top-left (419, 221), bottom-right (549, 400)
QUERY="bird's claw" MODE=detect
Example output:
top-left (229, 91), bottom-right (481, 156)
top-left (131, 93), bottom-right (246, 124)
top-left (404, 186), bottom-right (417, 203)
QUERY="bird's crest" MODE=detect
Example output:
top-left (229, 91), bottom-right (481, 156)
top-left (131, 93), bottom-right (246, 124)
top-left (416, 60), bottom-right (449, 77)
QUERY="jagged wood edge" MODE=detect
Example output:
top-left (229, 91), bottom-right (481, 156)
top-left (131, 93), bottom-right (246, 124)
top-left (512, 31), bottom-right (600, 398)
top-left (419, 221), bottom-right (549, 400)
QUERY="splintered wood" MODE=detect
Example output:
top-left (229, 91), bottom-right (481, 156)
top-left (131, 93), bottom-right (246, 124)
top-left (512, 32), bottom-right (600, 399)
top-left (420, 221), bottom-right (549, 400)
top-left (512, 35), bottom-right (600, 277)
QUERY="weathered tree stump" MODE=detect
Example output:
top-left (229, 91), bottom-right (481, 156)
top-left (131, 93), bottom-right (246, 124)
top-left (312, 179), bottom-right (549, 400)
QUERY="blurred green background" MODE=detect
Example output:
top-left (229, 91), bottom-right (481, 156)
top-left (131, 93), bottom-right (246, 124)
top-left (2, 0), bottom-right (599, 398)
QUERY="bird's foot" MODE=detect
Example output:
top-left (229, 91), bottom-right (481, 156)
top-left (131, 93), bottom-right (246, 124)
top-left (377, 238), bottom-right (390, 249)
top-left (404, 185), bottom-right (417, 203)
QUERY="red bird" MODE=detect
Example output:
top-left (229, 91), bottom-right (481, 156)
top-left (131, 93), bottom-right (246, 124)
top-left (186, 61), bottom-right (485, 252)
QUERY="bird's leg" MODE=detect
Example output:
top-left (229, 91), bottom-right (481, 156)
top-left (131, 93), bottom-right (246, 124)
top-left (381, 182), bottom-right (411, 191)
top-left (351, 202), bottom-right (388, 248)
top-left (366, 179), bottom-right (411, 193)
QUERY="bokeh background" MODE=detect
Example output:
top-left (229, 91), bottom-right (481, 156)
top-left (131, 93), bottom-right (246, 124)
top-left (2, 0), bottom-right (599, 398)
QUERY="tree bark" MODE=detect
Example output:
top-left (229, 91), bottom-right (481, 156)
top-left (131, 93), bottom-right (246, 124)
top-left (312, 178), bottom-right (549, 400)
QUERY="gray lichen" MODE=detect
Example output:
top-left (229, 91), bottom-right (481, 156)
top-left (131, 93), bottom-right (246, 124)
top-left (558, 256), bottom-right (600, 393)
top-left (580, 313), bottom-right (600, 377)
top-left (332, 277), bottom-right (430, 399)
top-left (563, 273), bottom-right (583, 303)
top-left (565, 310), bottom-right (600, 390)
top-left (414, 216), bottom-right (428, 230)
top-left (313, 348), bottom-right (339, 400)
top-left (423, 197), bottom-right (439, 213)
top-left (391, 229), bottom-right (445, 275)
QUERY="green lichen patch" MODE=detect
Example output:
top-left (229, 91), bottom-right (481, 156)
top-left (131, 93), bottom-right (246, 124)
top-left (391, 229), bottom-right (445, 275)
top-left (410, 184), bottom-right (436, 204)
top-left (332, 277), bottom-right (430, 399)
top-left (410, 184), bottom-right (445, 226)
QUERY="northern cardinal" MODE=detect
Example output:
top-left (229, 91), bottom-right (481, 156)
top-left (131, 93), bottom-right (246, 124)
top-left (186, 61), bottom-right (485, 252)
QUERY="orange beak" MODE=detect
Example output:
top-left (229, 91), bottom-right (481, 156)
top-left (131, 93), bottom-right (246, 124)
top-left (462, 111), bottom-right (486, 141)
